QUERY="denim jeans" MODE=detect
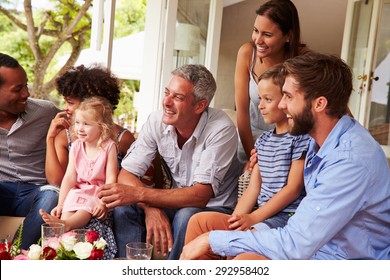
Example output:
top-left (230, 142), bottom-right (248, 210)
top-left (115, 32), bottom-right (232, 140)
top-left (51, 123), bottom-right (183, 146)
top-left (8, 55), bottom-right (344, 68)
top-left (0, 182), bottom-right (59, 249)
top-left (113, 205), bottom-right (232, 259)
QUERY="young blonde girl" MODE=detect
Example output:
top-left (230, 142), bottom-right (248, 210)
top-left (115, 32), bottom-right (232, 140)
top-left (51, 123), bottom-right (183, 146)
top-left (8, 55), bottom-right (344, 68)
top-left (40, 96), bottom-right (118, 232)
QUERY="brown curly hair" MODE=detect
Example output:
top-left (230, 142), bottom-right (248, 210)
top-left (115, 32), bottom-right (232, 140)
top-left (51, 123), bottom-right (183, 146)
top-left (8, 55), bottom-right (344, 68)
top-left (55, 64), bottom-right (121, 109)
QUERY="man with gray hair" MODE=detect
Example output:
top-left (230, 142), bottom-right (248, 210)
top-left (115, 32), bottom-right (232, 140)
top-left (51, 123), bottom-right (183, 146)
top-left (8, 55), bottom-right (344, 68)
top-left (99, 64), bottom-right (239, 259)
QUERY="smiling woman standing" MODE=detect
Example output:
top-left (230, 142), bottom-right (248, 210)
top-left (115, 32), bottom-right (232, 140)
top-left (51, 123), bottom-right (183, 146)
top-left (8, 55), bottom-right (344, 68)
top-left (235, 0), bottom-right (309, 171)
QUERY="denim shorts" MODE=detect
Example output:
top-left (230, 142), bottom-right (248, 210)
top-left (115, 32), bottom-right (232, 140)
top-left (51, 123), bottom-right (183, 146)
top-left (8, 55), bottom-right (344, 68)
top-left (251, 212), bottom-right (294, 231)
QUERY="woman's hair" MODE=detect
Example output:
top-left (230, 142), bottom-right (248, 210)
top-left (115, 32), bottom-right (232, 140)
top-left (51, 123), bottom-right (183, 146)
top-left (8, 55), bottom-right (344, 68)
top-left (73, 96), bottom-right (116, 149)
top-left (256, 0), bottom-right (303, 59)
top-left (281, 52), bottom-right (353, 118)
top-left (55, 64), bottom-right (121, 109)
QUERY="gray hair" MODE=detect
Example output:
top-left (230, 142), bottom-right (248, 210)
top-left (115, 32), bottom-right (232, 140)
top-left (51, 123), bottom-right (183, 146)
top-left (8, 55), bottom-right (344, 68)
top-left (171, 64), bottom-right (216, 106)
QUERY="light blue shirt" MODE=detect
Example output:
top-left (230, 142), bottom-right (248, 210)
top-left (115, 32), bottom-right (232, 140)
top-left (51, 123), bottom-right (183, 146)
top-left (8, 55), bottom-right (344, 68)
top-left (209, 115), bottom-right (390, 259)
top-left (121, 108), bottom-right (240, 209)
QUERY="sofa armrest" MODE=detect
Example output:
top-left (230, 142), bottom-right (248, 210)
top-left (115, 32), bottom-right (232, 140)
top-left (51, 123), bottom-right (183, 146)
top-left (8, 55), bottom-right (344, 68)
top-left (0, 216), bottom-right (25, 240)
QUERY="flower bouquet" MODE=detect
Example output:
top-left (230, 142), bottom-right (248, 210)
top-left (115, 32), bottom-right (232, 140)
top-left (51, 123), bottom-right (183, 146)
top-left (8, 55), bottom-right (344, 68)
top-left (0, 227), bottom-right (22, 260)
top-left (0, 226), bottom-right (107, 260)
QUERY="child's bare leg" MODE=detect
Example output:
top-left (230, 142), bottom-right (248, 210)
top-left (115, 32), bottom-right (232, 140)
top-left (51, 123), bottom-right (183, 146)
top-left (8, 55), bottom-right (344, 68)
top-left (61, 210), bottom-right (92, 231)
top-left (40, 209), bottom-right (91, 232)
top-left (40, 209), bottom-right (64, 225)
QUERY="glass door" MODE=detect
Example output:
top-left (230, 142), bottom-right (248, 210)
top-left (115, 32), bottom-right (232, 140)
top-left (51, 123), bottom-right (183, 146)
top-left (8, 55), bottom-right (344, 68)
top-left (367, 0), bottom-right (390, 153)
top-left (173, 0), bottom-right (208, 68)
top-left (341, 0), bottom-right (390, 160)
top-left (136, 0), bottom-right (223, 130)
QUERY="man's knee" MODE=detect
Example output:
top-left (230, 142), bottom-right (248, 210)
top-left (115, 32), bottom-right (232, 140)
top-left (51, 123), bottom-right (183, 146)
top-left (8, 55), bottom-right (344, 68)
top-left (113, 205), bottom-right (140, 221)
top-left (36, 185), bottom-right (59, 208)
top-left (174, 207), bottom-right (201, 227)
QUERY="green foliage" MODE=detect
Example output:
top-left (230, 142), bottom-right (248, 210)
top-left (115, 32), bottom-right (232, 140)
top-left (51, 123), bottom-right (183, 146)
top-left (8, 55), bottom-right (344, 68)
top-left (0, 10), bottom-right (13, 31)
top-left (114, 80), bottom-right (140, 130)
top-left (7, 223), bottom-right (23, 258)
top-left (0, 12), bottom-right (35, 81)
top-left (55, 243), bottom-right (78, 260)
top-left (114, 0), bottom-right (146, 38)
top-left (0, 0), bottom-right (146, 130)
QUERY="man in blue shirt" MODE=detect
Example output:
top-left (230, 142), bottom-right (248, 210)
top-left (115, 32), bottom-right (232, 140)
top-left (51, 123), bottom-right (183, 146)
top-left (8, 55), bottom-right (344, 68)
top-left (180, 53), bottom-right (390, 260)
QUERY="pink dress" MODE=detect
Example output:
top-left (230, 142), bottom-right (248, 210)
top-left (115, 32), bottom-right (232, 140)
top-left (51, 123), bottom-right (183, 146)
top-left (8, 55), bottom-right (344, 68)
top-left (62, 139), bottom-right (116, 214)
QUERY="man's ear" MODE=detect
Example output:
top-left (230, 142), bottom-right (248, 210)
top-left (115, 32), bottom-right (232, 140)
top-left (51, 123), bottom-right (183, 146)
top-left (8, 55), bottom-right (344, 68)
top-left (313, 96), bottom-right (328, 112)
top-left (195, 99), bottom-right (208, 113)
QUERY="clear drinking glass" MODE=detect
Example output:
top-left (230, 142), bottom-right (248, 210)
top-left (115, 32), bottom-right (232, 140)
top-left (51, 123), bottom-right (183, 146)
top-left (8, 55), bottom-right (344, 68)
top-left (126, 242), bottom-right (153, 260)
top-left (41, 223), bottom-right (65, 248)
top-left (70, 229), bottom-right (87, 242)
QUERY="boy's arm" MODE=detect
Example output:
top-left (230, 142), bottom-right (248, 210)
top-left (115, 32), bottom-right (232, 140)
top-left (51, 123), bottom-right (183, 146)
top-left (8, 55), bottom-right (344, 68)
top-left (232, 164), bottom-right (261, 215)
top-left (250, 157), bottom-right (305, 223)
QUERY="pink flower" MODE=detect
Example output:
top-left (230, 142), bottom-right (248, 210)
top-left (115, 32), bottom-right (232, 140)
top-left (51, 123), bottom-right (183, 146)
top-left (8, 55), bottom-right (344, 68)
top-left (14, 254), bottom-right (29, 260)
top-left (45, 237), bottom-right (61, 250)
top-left (61, 231), bottom-right (77, 238)
top-left (13, 249), bottom-right (29, 260)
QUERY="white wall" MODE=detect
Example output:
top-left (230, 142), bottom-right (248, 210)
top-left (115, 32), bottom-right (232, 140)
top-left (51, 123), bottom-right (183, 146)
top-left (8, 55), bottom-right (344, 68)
top-left (215, 0), bottom-right (349, 110)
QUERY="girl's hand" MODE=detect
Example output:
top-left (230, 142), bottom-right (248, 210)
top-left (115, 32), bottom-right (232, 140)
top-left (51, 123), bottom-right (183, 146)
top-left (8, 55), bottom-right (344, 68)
top-left (227, 214), bottom-right (255, 231)
top-left (93, 203), bottom-right (108, 220)
top-left (50, 205), bottom-right (62, 218)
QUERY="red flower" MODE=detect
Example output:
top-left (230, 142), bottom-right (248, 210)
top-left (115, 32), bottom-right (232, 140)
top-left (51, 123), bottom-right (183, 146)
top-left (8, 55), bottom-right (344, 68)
top-left (0, 251), bottom-right (13, 260)
top-left (42, 246), bottom-right (57, 260)
top-left (86, 230), bottom-right (99, 243)
top-left (0, 242), bottom-right (12, 253)
top-left (89, 248), bottom-right (104, 260)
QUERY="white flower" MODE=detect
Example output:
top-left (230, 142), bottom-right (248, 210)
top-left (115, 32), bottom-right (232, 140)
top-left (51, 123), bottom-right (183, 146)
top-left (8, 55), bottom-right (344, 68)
top-left (27, 244), bottom-right (42, 260)
top-left (60, 235), bottom-right (77, 251)
top-left (73, 242), bottom-right (93, 259)
top-left (93, 238), bottom-right (107, 250)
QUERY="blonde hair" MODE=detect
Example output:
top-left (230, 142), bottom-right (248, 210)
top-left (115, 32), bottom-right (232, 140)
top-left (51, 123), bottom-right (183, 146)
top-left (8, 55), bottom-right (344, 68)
top-left (72, 96), bottom-right (116, 149)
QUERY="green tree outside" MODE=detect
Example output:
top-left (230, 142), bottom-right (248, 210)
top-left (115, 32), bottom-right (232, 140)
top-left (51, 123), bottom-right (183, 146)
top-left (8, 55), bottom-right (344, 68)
top-left (0, 0), bottom-right (146, 131)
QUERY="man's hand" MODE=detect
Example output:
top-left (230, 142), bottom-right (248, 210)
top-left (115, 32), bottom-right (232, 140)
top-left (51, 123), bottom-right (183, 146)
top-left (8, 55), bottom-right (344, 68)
top-left (180, 232), bottom-right (211, 260)
top-left (98, 183), bottom-right (141, 208)
top-left (144, 207), bottom-right (173, 257)
top-left (242, 149), bottom-right (258, 172)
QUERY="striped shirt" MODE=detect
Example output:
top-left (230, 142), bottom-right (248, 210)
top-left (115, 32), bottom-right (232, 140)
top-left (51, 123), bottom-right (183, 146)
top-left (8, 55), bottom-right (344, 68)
top-left (255, 130), bottom-right (311, 212)
top-left (0, 98), bottom-right (59, 184)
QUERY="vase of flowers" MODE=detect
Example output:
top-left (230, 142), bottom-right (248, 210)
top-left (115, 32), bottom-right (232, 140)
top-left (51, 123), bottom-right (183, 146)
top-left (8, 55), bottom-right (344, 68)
top-left (0, 226), bottom-right (107, 260)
